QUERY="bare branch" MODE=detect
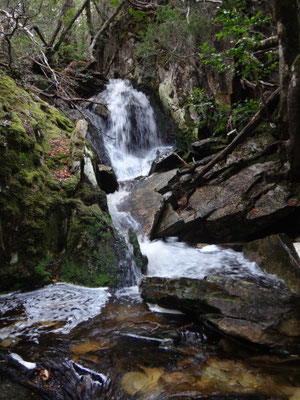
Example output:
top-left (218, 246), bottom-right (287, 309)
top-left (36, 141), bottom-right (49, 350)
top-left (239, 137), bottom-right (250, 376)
top-left (51, 0), bottom-right (90, 57)
top-left (88, 0), bottom-right (126, 62)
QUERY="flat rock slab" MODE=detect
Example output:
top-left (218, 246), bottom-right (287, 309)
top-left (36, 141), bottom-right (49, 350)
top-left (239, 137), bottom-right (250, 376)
top-left (140, 275), bottom-right (300, 348)
top-left (118, 169), bottom-right (177, 238)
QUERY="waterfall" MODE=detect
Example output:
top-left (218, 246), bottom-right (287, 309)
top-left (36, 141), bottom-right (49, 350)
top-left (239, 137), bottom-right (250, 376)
top-left (93, 79), bottom-right (171, 181)
top-left (94, 80), bottom-right (279, 287)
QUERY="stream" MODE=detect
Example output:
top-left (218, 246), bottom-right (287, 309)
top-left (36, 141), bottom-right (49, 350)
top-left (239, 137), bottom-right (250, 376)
top-left (1, 80), bottom-right (300, 399)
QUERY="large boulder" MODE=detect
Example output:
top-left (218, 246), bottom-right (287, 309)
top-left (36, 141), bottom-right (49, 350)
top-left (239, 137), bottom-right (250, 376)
top-left (153, 161), bottom-right (300, 243)
top-left (118, 169), bottom-right (177, 238)
top-left (149, 152), bottom-right (183, 174)
top-left (243, 234), bottom-right (300, 293)
top-left (140, 275), bottom-right (300, 348)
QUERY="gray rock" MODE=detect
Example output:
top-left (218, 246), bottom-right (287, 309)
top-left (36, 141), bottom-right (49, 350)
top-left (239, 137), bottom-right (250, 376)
top-left (149, 152), bottom-right (182, 174)
top-left (140, 275), bottom-right (300, 348)
top-left (118, 169), bottom-right (178, 238)
top-left (153, 162), bottom-right (298, 243)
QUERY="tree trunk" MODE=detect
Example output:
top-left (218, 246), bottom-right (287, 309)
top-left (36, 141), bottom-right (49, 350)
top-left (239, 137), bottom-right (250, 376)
top-left (87, 0), bottom-right (126, 62)
top-left (49, 0), bottom-right (90, 59)
top-left (272, 0), bottom-right (299, 134)
top-left (85, 0), bottom-right (94, 38)
top-left (273, 0), bottom-right (299, 180)
top-left (47, 0), bottom-right (73, 49)
top-left (288, 55), bottom-right (300, 181)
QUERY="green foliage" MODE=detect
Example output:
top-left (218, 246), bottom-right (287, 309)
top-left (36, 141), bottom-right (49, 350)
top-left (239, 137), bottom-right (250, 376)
top-left (34, 258), bottom-right (53, 285)
top-left (136, 4), bottom-right (210, 67)
top-left (198, 0), bottom-right (277, 81)
top-left (231, 98), bottom-right (261, 130)
top-left (187, 87), bottom-right (261, 139)
top-left (129, 8), bottom-right (147, 21)
top-left (110, 0), bottom-right (120, 7)
top-left (188, 88), bottom-right (229, 136)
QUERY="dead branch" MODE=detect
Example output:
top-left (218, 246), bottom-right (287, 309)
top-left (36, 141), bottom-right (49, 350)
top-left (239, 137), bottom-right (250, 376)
top-left (0, 9), bottom-right (59, 86)
top-left (88, 0), bottom-right (126, 62)
top-left (32, 26), bottom-right (48, 46)
top-left (172, 152), bottom-right (190, 167)
top-left (50, 0), bottom-right (90, 57)
top-left (188, 87), bottom-right (280, 189)
top-left (26, 85), bottom-right (108, 109)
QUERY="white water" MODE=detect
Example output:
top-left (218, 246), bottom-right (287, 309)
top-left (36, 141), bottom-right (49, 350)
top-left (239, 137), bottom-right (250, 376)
top-left (97, 79), bottom-right (172, 181)
top-left (0, 283), bottom-right (110, 341)
top-left (100, 80), bottom-right (280, 287)
top-left (0, 81), bottom-right (280, 346)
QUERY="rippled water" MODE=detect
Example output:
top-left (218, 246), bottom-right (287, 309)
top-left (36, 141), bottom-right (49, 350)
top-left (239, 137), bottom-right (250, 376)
top-left (0, 283), bottom-right (110, 341)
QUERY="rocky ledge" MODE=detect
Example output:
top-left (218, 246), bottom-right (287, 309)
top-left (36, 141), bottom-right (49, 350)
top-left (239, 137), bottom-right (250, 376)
top-left (140, 234), bottom-right (300, 350)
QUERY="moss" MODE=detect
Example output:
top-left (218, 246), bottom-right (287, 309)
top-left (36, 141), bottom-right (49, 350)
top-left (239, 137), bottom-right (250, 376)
top-left (74, 183), bottom-right (108, 208)
top-left (62, 175), bottom-right (80, 195)
top-left (0, 72), bottom-right (126, 292)
top-left (59, 202), bottom-right (123, 287)
top-left (128, 228), bottom-right (148, 273)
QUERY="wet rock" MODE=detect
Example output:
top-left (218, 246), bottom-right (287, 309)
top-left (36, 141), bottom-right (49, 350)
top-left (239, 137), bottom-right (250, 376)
top-left (70, 119), bottom-right (88, 173)
top-left (118, 169), bottom-right (178, 238)
top-left (95, 164), bottom-right (118, 194)
top-left (140, 275), bottom-right (300, 348)
top-left (94, 103), bottom-right (109, 119)
top-left (153, 162), bottom-right (298, 243)
top-left (196, 358), bottom-right (300, 398)
top-left (128, 228), bottom-right (148, 273)
top-left (149, 152), bottom-right (182, 174)
top-left (243, 234), bottom-right (300, 293)
top-left (121, 366), bottom-right (164, 396)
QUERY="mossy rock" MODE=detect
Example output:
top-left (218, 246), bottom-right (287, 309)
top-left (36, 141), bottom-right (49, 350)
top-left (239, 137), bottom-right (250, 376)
top-left (0, 72), bottom-right (129, 292)
top-left (61, 202), bottom-right (125, 287)
top-left (128, 228), bottom-right (148, 274)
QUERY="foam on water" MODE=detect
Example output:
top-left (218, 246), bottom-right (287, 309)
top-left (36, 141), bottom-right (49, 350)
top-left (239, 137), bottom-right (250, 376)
top-left (0, 283), bottom-right (110, 341)
top-left (139, 237), bottom-right (281, 284)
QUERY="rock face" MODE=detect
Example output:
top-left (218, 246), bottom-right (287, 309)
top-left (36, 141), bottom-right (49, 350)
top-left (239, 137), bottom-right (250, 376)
top-left (243, 234), bottom-right (300, 293)
top-left (140, 275), bottom-right (300, 348)
top-left (118, 169), bottom-right (177, 238)
top-left (152, 152), bottom-right (300, 244)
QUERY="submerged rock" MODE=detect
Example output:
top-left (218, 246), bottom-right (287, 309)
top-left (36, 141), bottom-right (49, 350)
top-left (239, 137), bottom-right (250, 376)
top-left (140, 275), bottom-right (300, 348)
top-left (243, 234), bottom-right (300, 293)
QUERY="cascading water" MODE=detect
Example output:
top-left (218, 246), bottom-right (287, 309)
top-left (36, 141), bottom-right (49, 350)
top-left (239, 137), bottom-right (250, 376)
top-left (95, 79), bottom-right (280, 287)
top-left (0, 79), bottom-right (296, 400)
top-left (93, 79), bottom-right (171, 182)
